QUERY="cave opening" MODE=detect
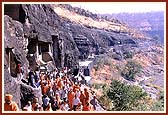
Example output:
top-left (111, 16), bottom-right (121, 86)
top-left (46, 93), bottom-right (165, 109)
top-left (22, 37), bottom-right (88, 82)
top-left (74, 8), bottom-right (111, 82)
top-left (27, 40), bottom-right (37, 54)
top-left (39, 42), bottom-right (53, 63)
top-left (64, 53), bottom-right (72, 68)
top-left (27, 39), bottom-right (53, 70)
top-left (4, 4), bottom-right (26, 23)
top-left (109, 39), bottom-right (115, 46)
top-left (5, 48), bottom-right (20, 77)
top-left (39, 42), bottom-right (50, 54)
top-left (52, 35), bottom-right (61, 68)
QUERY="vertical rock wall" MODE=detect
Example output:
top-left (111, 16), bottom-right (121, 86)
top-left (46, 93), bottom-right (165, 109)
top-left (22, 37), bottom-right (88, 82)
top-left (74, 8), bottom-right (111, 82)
top-left (4, 4), bottom-right (80, 108)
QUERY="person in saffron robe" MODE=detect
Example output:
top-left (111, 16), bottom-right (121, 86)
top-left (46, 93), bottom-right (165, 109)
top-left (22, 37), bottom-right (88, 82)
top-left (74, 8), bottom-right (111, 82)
top-left (67, 87), bottom-right (75, 110)
top-left (84, 88), bottom-right (90, 103)
top-left (4, 94), bottom-right (19, 111)
top-left (79, 90), bottom-right (86, 106)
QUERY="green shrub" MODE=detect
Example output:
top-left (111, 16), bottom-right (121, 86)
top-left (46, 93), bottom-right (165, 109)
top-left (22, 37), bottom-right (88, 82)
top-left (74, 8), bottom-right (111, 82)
top-left (153, 91), bottom-right (164, 111)
top-left (136, 99), bottom-right (164, 111)
top-left (99, 95), bottom-right (114, 111)
top-left (94, 56), bottom-right (112, 71)
top-left (123, 51), bottom-right (134, 59)
top-left (151, 101), bottom-right (164, 111)
top-left (103, 57), bottom-right (112, 66)
top-left (121, 60), bottom-right (141, 81)
top-left (106, 80), bottom-right (147, 111)
top-left (91, 83), bottom-right (105, 89)
top-left (134, 91), bottom-right (164, 111)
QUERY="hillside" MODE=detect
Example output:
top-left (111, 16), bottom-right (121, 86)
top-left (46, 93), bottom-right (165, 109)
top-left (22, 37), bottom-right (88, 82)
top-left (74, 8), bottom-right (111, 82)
top-left (51, 4), bottom-right (149, 39)
top-left (101, 12), bottom-right (164, 43)
top-left (3, 4), bottom-right (164, 111)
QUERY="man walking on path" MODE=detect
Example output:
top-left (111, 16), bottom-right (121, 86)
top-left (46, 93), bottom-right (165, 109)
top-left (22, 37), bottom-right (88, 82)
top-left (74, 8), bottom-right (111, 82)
top-left (90, 95), bottom-right (98, 110)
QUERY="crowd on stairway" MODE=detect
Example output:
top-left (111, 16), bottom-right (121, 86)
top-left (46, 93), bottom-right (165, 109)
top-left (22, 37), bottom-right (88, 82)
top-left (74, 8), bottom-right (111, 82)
top-left (4, 66), bottom-right (99, 111)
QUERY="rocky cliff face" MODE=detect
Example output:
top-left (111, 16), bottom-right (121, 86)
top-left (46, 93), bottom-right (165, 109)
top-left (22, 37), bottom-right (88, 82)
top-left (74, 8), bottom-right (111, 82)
top-left (4, 4), bottom-right (80, 108)
top-left (22, 4), bottom-right (80, 68)
top-left (51, 4), bottom-right (142, 58)
top-left (4, 4), bottom-right (153, 108)
top-left (107, 12), bottom-right (164, 43)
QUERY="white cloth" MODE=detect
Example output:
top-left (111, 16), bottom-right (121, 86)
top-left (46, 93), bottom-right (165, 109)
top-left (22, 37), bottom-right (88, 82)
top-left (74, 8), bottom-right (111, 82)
top-left (60, 103), bottom-right (69, 111)
top-left (76, 91), bottom-right (81, 98)
top-left (59, 72), bottom-right (64, 78)
top-left (24, 105), bottom-right (32, 111)
top-left (73, 97), bottom-right (80, 106)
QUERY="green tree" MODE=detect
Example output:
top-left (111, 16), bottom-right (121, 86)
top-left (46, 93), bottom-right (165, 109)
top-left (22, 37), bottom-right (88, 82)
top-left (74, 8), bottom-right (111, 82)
top-left (121, 60), bottom-right (141, 81)
top-left (123, 51), bottom-right (134, 59)
top-left (106, 80), bottom-right (147, 111)
top-left (135, 91), bottom-right (164, 111)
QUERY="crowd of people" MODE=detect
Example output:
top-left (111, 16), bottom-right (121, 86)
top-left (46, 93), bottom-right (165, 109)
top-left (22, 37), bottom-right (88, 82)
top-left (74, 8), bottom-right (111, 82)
top-left (4, 66), bottom-right (99, 111)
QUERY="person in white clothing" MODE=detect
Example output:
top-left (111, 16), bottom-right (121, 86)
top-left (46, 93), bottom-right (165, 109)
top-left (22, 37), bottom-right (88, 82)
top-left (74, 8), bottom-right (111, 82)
top-left (75, 89), bottom-right (81, 98)
top-left (61, 86), bottom-right (68, 102)
top-left (73, 94), bottom-right (80, 111)
top-left (60, 101), bottom-right (69, 111)
top-left (23, 101), bottom-right (32, 111)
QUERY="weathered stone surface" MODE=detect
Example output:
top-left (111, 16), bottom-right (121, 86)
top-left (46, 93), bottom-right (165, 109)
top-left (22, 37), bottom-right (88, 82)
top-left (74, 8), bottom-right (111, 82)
top-left (20, 83), bottom-right (43, 109)
top-left (4, 4), bottom-right (158, 109)
top-left (4, 65), bottom-right (21, 108)
top-left (22, 4), bottom-right (80, 68)
top-left (4, 4), bottom-right (80, 108)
